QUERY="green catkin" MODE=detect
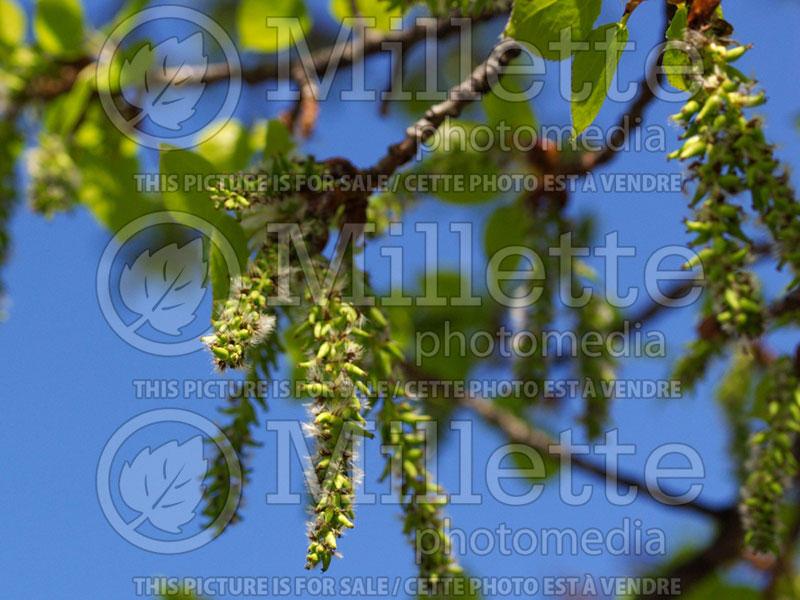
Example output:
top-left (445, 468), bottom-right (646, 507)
top-left (511, 201), bottom-right (560, 407)
top-left (0, 121), bottom-right (21, 312)
top-left (571, 218), bottom-right (618, 438)
top-left (673, 335), bottom-right (725, 391)
top-left (575, 293), bottom-right (618, 438)
top-left (299, 292), bottom-right (371, 571)
top-left (716, 345), bottom-right (757, 482)
top-left (208, 182), bottom-right (251, 212)
top-left (740, 357), bottom-right (800, 554)
top-left (669, 31), bottom-right (773, 338)
top-left (203, 287), bottom-right (282, 528)
top-left (367, 305), bottom-right (462, 583)
top-left (675, 39), bottom-right (800, 286)
top-left (203, 247), bottom-right (280, 371)
top-left (27, 134), bottom-right (81, 218)
top-left (202, 384), bottom-right (260, 530)
top-left (672, 301), bottom-right (728, 391)
top-left (377, 399), bottom-right (462, 583)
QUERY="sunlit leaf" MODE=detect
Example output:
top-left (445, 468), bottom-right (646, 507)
top-left (159, 147), bottom-right (249, 300)
top-left (664, 5), bottom-right (692, 92)
top-left (34, 0), bottom-right (84, 58)
top-left (330, 0), bottom-right (402, 31)
top-left (571, 22), bottom-right (629, 137)
top-left (505, 0), bottom-right (601, 62)
top-left (237, 0), bottom-right (311, 53)
top-left (0, 0), bottom-right (26, 46)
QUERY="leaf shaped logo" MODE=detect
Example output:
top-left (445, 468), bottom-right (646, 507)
top-left (119, 238), bottom-right (208, 336)
top-left (119, 436), bottom-right (208, 534)
top-left (120, 32), bottom-right (208, 131)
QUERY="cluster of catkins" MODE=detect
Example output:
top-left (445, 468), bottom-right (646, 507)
top-left (209, 155), bottom-right (332, 214)
top-left (670, 23), bottom-right (800, 554)
top-left (740, 358), bottom-right (800, 553)
top-left (202, 138), bottom-right (459, 578)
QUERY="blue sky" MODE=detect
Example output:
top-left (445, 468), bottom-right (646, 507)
top-left (2, 0), bottom-right (800, 598)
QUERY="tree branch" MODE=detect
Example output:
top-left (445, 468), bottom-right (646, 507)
top-left (18, 9), bottom-right (509, 108)
top-left (459, 395), bottom-right (728, 520)
top-left (634, 507), bottom-right (743, 599)
top-left (368, 39), bottom-right (522, 179)
top-left (158, 10), bottom-right (509, 87)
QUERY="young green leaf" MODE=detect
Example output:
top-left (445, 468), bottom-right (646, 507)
top-left (265, 119), bottom-right (292, 157)
top-left (505, 0), bottom-right (601, 62)
top-left (34, 0), bottom-right (84, 58)
top-left (43, 66), bottom-right (94, 137)
top-left (482, 74), bottom-right (536, 132)
top-left (664, 5), bottom-right (692, 91)
top-left (484, 202), bottom-right (532, 273)
top-left (570, 22), bottom-right (629, 138)
top-left (330, 0), bottom-right (402, 31)
top-left (197, 119), bottom-right (256, 172)
top-left (159, 147), bottom-right (249, 299)
top-left (237, 0), bottom-right (311, 53)
top-left (0, 0), bottom-right (26, 46)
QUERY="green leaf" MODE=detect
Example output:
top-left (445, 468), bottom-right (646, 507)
top-left (43, 65), bottom-right (93, 136)
top-left (482, 72), bottom-right (536, 143)
top-left (159, 147), bottom-right (249, 300)
top-left (505, 0), bottom-right (601, 62)
top-left (265, 119), bottom-right (292, 157)
top-left (417, 120), bottom-right (499, 205)
top-left (104, 0), bottom-right (151, 33)
top-left (663, 5), bottom-right (691, 91)
top-left (196, 119), bottom-right (256, 172)
top-left (330, 0), bottom-right (402, 31)
top-left (237, 0), bottom-right (311, 53)
top-left (666, 4), bottom-right (688, 40)
top-left (70, 105), bottom-right (162, 231)
top-left (0, 0), bottom-right (26, 46)
top-left (484, 202), bottom-right (532, 273)
top-left (410, 270), bottom-right (494, 381)
top-left (34, 0), bottom-right (84, 58)
top-left (570, 22), bottom-right (629, 137)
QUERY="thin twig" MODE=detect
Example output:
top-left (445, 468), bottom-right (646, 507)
top-left (283, 64), bottom-right (321, 138)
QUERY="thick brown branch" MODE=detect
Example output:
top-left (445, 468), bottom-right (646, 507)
top-left (368, 39), bottom-right (522, 179)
